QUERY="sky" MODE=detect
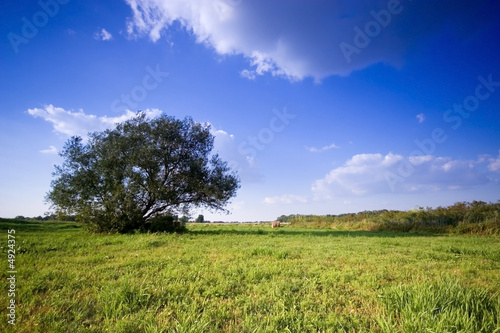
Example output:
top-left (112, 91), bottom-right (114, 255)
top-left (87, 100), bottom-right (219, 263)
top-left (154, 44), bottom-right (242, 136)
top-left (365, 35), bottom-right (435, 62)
top-left (1, 0), bottom-right (499, 221)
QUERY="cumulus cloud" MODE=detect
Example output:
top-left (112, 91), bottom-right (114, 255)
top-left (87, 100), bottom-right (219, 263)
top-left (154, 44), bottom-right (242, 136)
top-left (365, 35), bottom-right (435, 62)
top-left (312, 152), bottom-right (498, 199)
top-left (240, 69), bottom-right (256, 80)
top-left (40, 145), bottom-right (58, 154)
top-left (27, 105), bottom-right (162, 138)
top-left (488, 151), bottom-right (500, 172)
top-left (264, 194), bottom-right (308, 205)
top-left (306, 143), bottom-right (339, 153)
top-left (124, 0), bottom-right (496, 81)
top-left (95, 28), bottom-right (113, 41)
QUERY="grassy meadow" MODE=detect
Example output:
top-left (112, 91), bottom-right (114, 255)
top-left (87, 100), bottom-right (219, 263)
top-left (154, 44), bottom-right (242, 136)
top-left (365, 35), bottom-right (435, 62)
top-left (1, 219), bottom-right (499, 332)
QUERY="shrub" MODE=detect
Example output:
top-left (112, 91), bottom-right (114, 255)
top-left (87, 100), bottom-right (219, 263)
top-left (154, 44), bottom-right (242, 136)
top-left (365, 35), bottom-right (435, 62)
top-left (281, 200), bottom-right (500, 234)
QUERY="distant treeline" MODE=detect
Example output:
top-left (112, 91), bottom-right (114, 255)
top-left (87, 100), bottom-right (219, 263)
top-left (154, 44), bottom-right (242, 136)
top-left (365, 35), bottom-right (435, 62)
top-left (14, 214), bottom-right (76, 221)
top-left (277, 201), bottom-right (500, 235)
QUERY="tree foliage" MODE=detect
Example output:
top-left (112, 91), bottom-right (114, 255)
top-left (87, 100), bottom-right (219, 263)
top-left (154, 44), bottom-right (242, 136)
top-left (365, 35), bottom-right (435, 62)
top-left (46, 113), bottom-right (240, 233)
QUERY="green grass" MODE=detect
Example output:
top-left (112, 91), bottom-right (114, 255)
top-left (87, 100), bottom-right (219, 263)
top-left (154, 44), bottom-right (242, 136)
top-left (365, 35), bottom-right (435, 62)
top-left (1, 219), bottom-right (499, 332)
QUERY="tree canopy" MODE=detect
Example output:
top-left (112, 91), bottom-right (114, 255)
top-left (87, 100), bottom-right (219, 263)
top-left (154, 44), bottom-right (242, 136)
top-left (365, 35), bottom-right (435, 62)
top-left (46, 113), bottom-right (239, 233)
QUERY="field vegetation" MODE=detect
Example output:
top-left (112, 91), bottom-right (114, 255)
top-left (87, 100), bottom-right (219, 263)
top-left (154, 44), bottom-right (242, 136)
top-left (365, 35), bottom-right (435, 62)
top-left (1, 218), bottom-right (499, 332)
top-left (278, 201), bottom-right (500, 235)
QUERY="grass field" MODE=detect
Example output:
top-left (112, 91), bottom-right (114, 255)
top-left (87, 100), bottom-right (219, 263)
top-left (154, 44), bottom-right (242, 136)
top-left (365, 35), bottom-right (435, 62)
top-left (1, 219), bottom-right (499, 332)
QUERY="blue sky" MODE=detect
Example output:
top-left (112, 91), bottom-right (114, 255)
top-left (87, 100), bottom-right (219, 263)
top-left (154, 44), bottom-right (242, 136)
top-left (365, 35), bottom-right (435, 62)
top-left (1, 0), bottom-right (499, 221)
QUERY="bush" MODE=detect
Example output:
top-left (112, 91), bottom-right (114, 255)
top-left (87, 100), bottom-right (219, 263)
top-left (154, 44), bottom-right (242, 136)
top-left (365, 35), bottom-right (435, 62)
top-left (280, 200), bottom-right (500, 234)
top-left (148, 214), bottom-right (186, 233)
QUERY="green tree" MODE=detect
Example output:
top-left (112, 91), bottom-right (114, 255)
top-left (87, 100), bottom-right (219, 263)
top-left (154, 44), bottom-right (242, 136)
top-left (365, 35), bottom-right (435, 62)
top-left (46, 113), bottom-right (240, 233)
top-left (196, 214), bottom-right (204, 223)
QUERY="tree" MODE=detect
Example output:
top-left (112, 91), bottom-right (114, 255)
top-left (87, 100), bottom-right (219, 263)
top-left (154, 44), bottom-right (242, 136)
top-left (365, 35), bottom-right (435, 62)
top-left (196, 214), bottom-right (204, 223)
top-left (46, 113), bottom-right (240, 233)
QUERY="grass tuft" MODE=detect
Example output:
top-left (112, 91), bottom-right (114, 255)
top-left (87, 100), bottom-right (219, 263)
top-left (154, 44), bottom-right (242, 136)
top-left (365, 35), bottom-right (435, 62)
top-left (378, 279), bottom-right (500, 332)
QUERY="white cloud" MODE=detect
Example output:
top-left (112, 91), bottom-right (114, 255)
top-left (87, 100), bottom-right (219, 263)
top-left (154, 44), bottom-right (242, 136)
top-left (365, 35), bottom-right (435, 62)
top-left (124, 0), bottom-right (495, 81)
top-left (27, 105), bottom-right (162, 138)
top-left (416, 113), bottom-right (425, 123)
top-left (264, 194), bottom-right (308, 205)
top-left (312, 152), bottom-right (497, 199)
top-left (488, 151), bottom-right (500, 172)
top-left (95, 28), bottom-right (113, 41)
top-left (306, 143), bottom-right (339, 153)
top-left (240, 69), bottom-right (256, 80)
top-left (40, 145), bottom-right (58, 154)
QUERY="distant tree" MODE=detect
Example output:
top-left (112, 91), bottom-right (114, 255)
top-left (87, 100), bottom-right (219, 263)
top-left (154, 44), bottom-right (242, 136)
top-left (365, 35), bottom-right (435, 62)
top-left (46, 113), bottom-right (240, 233)
top-left (196, 214), bottom-right (204, 223)
top-left (179, 216), bottom-right (189, 224)
top-left (277, 215), bottom-right (289, 222)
